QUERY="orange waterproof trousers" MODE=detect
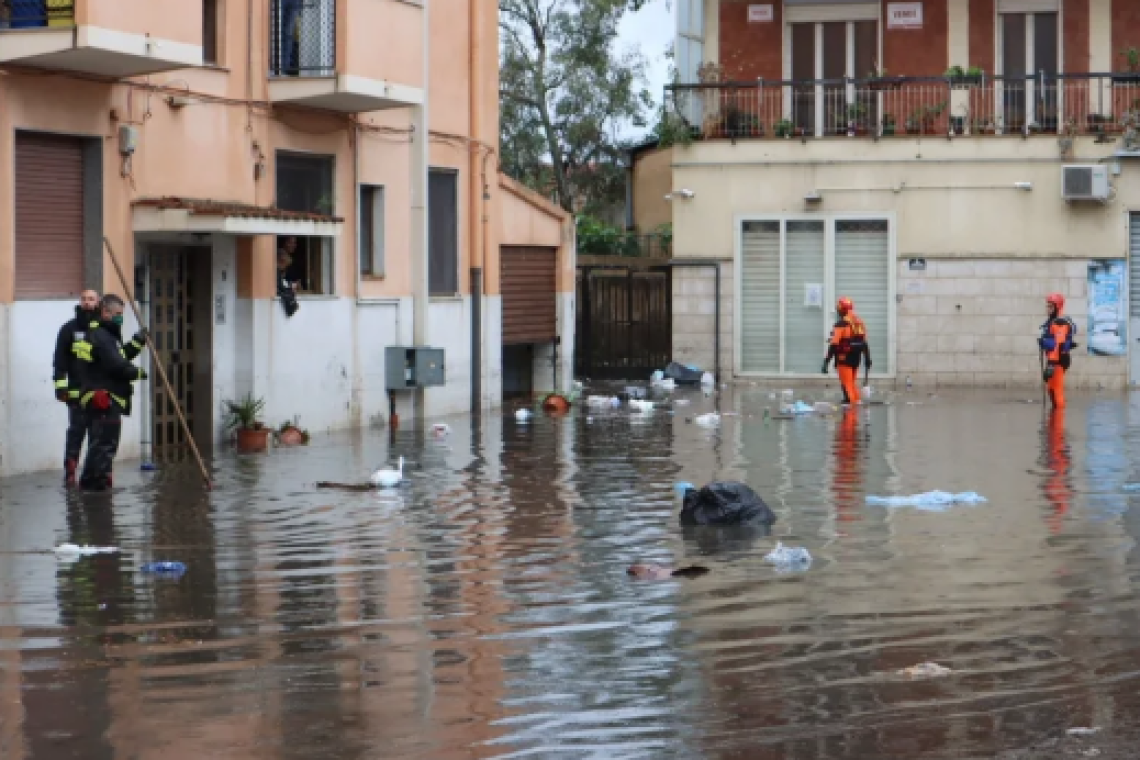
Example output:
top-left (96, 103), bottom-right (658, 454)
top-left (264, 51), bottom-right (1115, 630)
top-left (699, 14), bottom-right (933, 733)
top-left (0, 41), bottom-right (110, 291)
top-left (1047, 365), bottom-right (1066, 409)
top-left (838, 365), bottom-right (861, 405)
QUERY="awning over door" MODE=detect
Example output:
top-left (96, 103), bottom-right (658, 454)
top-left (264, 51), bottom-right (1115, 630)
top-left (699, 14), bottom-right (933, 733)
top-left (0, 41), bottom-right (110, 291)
top-left (132, 197), bottom-right (344, 236)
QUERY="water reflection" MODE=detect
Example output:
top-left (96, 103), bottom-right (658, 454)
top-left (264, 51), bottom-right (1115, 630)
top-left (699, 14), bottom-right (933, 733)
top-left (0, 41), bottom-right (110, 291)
top-left (3, 391), bottom-right (1140, 758)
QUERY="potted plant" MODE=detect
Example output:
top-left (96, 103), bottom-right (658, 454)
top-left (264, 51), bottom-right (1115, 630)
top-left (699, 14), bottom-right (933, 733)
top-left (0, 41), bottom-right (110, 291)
top-left (881, 113), bottom-right (897, 136)
top-left (846, 102), bottom-right (869, 135)
top-left (774, 118), bottom-right (793, 138)
top-left (1113, 47), bottom-right (1140, 85)
top-left (866, 65), bottom-right (903, 91)
top-left (275, 419), bottom-right (310, 446)
top-left (946, 65), bottom-right (984, 88)
top-left (223, 394), bottom-right (270, 453)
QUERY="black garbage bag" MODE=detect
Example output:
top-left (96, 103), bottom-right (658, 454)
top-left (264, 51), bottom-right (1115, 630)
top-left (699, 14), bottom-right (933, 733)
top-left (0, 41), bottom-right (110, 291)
top-left (663, 361), bottom-right (704, 386)
top-left (680, 481), bottom-right (776, 526)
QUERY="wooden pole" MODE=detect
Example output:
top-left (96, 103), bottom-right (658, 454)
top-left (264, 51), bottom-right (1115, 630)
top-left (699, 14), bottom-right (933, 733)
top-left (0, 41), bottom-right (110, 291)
top-left (102, 237), bottom-right (213, 490)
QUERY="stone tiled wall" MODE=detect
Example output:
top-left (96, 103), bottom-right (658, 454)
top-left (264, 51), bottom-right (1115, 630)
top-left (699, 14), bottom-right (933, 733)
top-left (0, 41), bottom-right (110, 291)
top-left (672, 262), bottom-right (734, 380)
top-left (896, 258), bottom-right (1127, 389)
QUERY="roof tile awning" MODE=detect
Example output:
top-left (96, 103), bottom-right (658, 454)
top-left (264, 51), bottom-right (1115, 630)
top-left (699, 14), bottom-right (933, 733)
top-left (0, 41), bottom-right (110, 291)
top-left (132, 197), bottom-right (344, 236)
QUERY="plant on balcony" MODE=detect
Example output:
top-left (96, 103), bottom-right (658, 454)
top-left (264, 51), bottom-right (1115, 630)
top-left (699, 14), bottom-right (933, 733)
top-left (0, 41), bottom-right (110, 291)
top-left (946, 65), bottom-right (983, 88)
top-left (866, 63), bottom-right (903, 91)
top-left (906, 102), bottom-right (946, 135)
top-left (655, 107), bottom-right (696, 148)
top-left (774, 118), bottom-right (794, 138)
top-left (1113, 47), bottom-right (1140, 85)
top-left (846, 103), bottom-right (869, 136)
top-left (881, 113), bottom-right (897, 136)
top-left (719, 106), bottom-right (763, 138)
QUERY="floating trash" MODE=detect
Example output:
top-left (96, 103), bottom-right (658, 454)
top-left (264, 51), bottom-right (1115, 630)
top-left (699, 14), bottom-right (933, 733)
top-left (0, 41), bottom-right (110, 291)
top-left (866, 491), bottom-right (987, 511)
top-left (54, 544), bottom-right (119, 558)
top-left (898, 662), bottom-right (952, 679)
top-left (764, 542), bottom-right (812, 571)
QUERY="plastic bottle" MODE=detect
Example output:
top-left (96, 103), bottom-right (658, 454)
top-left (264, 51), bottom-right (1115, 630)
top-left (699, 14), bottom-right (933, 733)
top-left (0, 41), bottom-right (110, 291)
top-left (141, 561), bottom-right (187, 574)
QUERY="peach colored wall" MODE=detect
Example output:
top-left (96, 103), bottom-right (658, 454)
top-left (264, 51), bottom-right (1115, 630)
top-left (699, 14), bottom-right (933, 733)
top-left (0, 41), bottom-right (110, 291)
top-left (343, 0), bottom-right (424, 89)
top-left (82, 0), bottom-right (203, 46)
top-left (498, 175), bottom-right (573, 295)
top-left (0, 0), bottom-right (501, 307)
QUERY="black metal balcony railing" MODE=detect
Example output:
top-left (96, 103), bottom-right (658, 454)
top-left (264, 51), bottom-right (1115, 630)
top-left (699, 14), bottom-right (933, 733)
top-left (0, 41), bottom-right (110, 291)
top-left (666, 72), bottom-right (1140, 141)
top-left (3, 1), bottom-right (75, 28)
top-left (269, 0), bottom-right (335, 78)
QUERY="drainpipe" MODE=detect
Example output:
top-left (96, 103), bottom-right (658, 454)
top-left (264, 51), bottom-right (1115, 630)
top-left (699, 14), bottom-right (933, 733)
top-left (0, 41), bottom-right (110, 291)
top-left (469, 0), bottom-right (484, 417)
top-left (410, 0), bottom-right (430, 425)
top-left (667, 260), bottom-right (720, 384)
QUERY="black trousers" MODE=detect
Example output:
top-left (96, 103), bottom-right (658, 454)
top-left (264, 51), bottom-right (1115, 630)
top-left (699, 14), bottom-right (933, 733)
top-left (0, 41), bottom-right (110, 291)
top-left (64, 402), bottom-right (88, 468)
top-left (80, 406), bottom-right (122, 491)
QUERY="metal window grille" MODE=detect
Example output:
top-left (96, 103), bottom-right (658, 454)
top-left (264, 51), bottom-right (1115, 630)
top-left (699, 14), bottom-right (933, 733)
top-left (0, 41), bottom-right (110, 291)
top-left (269, 0), bottom-right (335, 78)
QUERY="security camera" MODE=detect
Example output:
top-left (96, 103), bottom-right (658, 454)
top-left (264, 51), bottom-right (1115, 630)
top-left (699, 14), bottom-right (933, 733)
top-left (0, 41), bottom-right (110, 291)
top-left (665, 188), bottom-right (695, 200)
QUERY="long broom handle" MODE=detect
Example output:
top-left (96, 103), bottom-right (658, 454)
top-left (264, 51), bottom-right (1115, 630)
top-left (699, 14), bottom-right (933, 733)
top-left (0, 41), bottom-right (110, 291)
top-left (102, 237), bottom-right (213, 490)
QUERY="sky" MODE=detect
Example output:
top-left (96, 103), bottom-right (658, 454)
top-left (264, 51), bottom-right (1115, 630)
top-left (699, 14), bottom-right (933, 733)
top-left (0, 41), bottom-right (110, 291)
top-left (616, 0), bottom-right (674, 139)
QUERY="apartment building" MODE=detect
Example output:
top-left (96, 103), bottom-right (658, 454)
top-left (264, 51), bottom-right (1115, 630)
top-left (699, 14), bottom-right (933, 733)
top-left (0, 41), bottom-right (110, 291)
top-left (657, 0), bottom-right (1140, 389)
top-left (0, 0), bottom-right (574, 478)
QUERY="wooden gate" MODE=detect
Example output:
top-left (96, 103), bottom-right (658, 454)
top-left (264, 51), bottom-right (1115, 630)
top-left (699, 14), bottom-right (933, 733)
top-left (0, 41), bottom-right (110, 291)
top-left (575, 265), bottom-right (671, 380)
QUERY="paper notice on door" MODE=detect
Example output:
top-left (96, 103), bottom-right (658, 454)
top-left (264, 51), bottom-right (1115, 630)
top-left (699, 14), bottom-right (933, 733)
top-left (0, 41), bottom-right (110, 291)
top-left (805, 283), bottom-right (823, 308)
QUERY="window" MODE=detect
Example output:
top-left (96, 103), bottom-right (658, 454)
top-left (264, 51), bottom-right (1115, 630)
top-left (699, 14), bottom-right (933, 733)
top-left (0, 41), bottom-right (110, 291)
top-left (789, 20), bottom-right (879, 135)
top-left (359, 185), bottom-right (385, 277)
top-left (203, 0), bottom-right (219, 65)
top-left (275, 152), bottom-right (335, 294)
top-left (739, 217), bottom-right (892, 376)
top-left (1000, 12), bottom-right (1058, 130)
top-left (428, 169), bottom-right (459, 295)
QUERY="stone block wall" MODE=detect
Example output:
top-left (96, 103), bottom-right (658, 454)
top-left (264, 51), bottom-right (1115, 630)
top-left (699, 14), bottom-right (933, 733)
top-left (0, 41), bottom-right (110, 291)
top-left (896, 258), bottom-right (1127, 390)
top-left (672, 261), bottom-right (734, 381)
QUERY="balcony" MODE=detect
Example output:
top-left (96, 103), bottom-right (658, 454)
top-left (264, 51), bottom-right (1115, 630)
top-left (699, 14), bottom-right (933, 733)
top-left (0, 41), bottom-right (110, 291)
top-left (0, 0), bottom-right (202, 77)
top-left (666, 74), bottom-right (1140, 143)
top-left (268, 0), bottom-right (423, 113)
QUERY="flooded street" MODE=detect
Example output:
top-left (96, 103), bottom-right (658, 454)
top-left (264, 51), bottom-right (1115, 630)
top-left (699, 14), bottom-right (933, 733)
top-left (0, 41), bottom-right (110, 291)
top-left (5, 388), bottom-right (1140, 759)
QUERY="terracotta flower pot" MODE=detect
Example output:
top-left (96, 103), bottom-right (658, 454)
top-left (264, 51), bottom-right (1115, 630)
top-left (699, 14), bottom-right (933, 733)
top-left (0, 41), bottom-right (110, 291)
top-left (542, 394), bottom-right (571, 415)
top-left (278, 426), bottom-right (307, 446)
top-left (236, 427), bottom-right (270, 453)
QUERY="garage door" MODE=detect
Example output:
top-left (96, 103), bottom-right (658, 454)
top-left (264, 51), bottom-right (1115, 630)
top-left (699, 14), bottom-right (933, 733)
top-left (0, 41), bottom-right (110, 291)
top-left (16, 132), bottom-right (84, 299)
top-left (502, 246), bottom-right (557, 345)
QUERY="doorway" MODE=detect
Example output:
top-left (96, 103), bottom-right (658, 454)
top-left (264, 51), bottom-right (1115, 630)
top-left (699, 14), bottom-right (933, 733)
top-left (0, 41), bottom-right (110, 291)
top-left (148, 246), bottom-right (214, 457)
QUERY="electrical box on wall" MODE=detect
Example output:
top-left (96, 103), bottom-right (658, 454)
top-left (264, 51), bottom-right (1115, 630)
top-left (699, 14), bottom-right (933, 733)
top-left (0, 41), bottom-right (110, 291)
top-left (118, 125), bottom-right (139, 155)
top-left (385, 347), bottom-right (445, 390)
top-left (1062, 165), bottom-right (1110, 202)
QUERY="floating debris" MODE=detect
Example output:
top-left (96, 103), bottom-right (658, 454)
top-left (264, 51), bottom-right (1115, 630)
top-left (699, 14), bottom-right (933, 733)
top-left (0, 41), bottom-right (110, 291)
top-left (898, 662), bottom-right (952, 679)
top-left (627, 564), bottom-right (710, 580)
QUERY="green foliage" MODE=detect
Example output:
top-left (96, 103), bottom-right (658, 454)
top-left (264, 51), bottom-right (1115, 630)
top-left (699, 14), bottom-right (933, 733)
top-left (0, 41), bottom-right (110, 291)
top-left (223, 394), bottom-right (266, 431)
top-left (500, 0), bottom-right (653, 214)
top-left (576, 216), bottom-right (671, 257)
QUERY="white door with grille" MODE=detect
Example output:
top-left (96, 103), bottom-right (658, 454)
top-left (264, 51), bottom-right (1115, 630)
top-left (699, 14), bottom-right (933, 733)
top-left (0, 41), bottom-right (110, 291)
top-left (738, 215), bottom-right (894, 377)
top-left (1130, 214), bottom-right (1140, 387)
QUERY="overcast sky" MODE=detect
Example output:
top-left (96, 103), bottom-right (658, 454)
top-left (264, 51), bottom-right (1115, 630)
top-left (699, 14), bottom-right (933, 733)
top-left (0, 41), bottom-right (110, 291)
top-left (616, 0), bottom-right (674, 139)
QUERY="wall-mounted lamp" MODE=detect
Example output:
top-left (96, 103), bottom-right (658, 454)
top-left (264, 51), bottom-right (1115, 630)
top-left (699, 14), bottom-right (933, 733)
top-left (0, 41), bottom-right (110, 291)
top-left (664, 188), bottom-right (695, 201)
top-left (804, 190), bottom-right (822, 204)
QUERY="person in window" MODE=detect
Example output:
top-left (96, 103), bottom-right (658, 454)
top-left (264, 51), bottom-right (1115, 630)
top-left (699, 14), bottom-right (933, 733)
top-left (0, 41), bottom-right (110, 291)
top-left (277, 243), bottom-right (300, 317)
top-left (280, 0), bottom-right (302, 75)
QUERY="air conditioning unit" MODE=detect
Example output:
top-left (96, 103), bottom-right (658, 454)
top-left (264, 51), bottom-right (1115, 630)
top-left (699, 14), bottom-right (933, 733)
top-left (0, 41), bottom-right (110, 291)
top-left (1062, 165), bottom-right (1110, 202)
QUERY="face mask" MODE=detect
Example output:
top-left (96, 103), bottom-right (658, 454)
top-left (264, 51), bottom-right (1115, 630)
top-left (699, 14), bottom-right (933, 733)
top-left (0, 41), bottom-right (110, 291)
top-left (111, 315), bottom-right (124, 327)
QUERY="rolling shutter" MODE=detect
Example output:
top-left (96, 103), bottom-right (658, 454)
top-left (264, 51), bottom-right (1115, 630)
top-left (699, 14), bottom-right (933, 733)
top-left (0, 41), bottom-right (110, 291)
top-left (740, 221), bottom-right (780, 372)
top-left (1130, 214), bottom-right (1140, 318)
top-left (15, 132), bottom-right (84, 300)
top-left (783, 220), bottom-right (827, 373)
top-left (501, 246), bottom-right (557, 345)
top-left (835, 220), bottom-right (891, 374)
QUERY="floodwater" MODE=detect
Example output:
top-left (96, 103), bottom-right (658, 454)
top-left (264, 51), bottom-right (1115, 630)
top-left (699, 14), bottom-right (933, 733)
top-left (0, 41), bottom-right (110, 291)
top-left (4, 388), bottom-right (1140, 760)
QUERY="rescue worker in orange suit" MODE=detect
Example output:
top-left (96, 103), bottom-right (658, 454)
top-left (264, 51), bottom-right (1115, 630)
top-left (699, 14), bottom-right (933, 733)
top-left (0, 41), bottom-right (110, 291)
top-left (75, 294), bottom-right (148, 491)
top-left (1039, 293), bottom-right (1078, 410)
top-left (53, 289), bottom-right (101, 486)
top-left (822, 297), bottom-right (872, 405)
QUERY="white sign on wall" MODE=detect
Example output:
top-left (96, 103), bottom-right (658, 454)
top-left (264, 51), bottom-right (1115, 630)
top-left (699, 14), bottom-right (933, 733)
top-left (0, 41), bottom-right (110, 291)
top-left (805, 283), bottom-right (823, 308)
top-left (887, 2), bottom-right (923, 29)
top-left (747, 4), bottom-right (774, 23)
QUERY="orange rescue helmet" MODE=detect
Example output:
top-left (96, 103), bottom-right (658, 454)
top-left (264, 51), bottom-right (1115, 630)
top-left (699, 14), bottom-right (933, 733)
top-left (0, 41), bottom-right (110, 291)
top-left (1045, 293), bottom-right (1065, 313)
top-left (836, 297), bottom-right (854, 316)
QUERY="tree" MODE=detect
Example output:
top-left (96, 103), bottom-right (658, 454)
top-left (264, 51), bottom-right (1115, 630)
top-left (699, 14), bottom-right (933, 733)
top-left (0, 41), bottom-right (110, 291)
top-left (500, 0), bottom-right (654, 216)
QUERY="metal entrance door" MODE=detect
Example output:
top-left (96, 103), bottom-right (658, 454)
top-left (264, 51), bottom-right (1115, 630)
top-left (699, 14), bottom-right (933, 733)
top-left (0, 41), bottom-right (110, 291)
top-left (575, 265), bottom-right (671, 380)
top-left (149, 247), bottom-right (206, 454)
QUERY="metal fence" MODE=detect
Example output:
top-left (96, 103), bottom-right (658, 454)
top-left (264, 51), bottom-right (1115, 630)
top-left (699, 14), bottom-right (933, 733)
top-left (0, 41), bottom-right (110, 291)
top-left (667, 73), bottom-right (1140, 140)
top-left (269, 0), bottom-right (336, 78)
top-left (577, 233), bottom-right (672, 259)
top-left (575, 266), bottom-right (672, 381)
top-left (4, 1), bottom-right (75, 28)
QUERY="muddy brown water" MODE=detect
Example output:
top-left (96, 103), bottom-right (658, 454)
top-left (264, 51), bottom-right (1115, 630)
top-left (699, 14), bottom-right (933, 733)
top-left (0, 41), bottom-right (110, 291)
top-left (3, 388), bottom-right (1140, 759)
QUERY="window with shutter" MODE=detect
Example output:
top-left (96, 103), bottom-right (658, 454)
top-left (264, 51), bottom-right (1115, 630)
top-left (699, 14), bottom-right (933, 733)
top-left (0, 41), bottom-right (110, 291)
top-left (740, 221), bottom-right (781, 373)
top-left (836, 220), bottom-right (891, 374)
top-left (429, 169), bottom-right (459, 295)
top-left (15, 132), bottom-right (84, 299)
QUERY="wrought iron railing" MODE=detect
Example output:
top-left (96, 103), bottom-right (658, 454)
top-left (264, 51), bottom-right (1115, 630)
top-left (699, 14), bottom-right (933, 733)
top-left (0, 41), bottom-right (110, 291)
top-left (3, 1), bottom-right (75, 28)
top-left (666, 73), bottom-right (1140, 140)
top-left (269, 0), bottom-right (335, 78)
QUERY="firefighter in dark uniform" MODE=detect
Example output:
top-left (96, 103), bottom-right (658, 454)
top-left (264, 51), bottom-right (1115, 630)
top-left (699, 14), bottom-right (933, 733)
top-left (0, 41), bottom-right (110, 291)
top-left (53, 289), bottom-right (101, 486)
top-left (76, 294), bottom-right (148, 491)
